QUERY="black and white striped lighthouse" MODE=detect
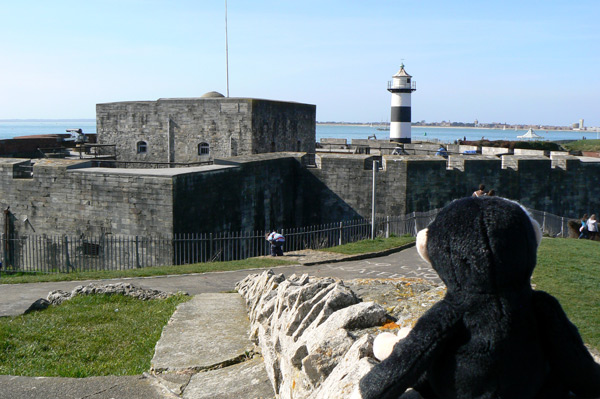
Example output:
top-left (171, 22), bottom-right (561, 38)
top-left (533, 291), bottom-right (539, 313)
top-left (387, 63), bottom-right (416, 143)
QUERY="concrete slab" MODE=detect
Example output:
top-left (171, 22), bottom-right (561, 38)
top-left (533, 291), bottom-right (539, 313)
top-left (151, 293), bottom-right (254, 373)
top-left (183, 357), bottom-right (274, 399)
top-left (0, 375), bottom-right (173, 399)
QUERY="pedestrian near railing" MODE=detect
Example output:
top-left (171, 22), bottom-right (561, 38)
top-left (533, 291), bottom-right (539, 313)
top-left (0, 208), bottom-right (572, 274)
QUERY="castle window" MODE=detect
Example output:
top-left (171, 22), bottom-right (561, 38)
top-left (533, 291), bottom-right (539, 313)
top-left (407, 78), bottom-right (411, 84)
top-left (198, 142), bottom-right (210, 155)
top-left (136, 141), bottom-right (147, 154)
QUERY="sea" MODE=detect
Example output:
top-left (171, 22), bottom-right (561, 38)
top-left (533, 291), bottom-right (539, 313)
top-left (0, 120), bottom-right (596, 143)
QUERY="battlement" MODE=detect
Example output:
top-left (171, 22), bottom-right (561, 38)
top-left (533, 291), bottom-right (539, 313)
top-left (1, 150), bottom-right (598, 241)
top-left (310, 151), bottom-right (599, 173)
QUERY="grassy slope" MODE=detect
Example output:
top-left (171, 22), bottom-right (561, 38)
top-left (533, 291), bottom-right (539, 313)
top-left (562, 139), bottom-right (600, 152)
top-left (532, 238), bottom-right (600, 349)
top-left (321, 235), bottom-right (415, 255)
top-left (0, 257), bottom-right (296, 284)
top-left (0, 293), bottom-right (190, 377)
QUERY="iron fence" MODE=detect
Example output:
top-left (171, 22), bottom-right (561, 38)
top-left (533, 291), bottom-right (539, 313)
top-left (0, 208), bottom-right (572, 274)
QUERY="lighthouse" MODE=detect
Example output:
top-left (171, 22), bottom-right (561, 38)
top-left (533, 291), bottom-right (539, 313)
top-left (387, 63), bottom-right (416, 143)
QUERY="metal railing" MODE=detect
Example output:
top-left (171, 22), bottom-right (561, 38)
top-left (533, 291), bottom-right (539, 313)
top-left (0, 208), bottom-right (571, 274)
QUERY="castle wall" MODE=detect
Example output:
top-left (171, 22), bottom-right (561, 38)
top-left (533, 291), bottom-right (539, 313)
top-left (250, 100), bottom-right (316, 154)
top-left (1, 154), bottom-right (598, 243)
top-left (0, 159), bottom-right (174, 239)
top-left (305, 154), bottom-right (600, 219)
top-left (96, 98), bottom-right (316, 164)
top-left (96, 101), bottom-right (164, 163)
top-left (173, 154), bottom-right (308, 233)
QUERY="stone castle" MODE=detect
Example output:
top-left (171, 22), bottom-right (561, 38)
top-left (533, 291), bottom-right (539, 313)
top-left (96, 92), bottom-right (316, 163)
top-left (1, 93), bottom-right (599, 242)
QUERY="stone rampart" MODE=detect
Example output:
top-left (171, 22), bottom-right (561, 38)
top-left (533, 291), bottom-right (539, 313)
top-left (0, 158), bottom-right (174, 238)
top-left (1, 151), bottom-right (599, 240)
top-left (307, 153), bottom-right (600, 219)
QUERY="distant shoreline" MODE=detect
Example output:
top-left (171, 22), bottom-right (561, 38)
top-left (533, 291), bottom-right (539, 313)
top-left (317, 123), bottom-right (576, 133)
top-left (0, 119), bottom-right (95, 122)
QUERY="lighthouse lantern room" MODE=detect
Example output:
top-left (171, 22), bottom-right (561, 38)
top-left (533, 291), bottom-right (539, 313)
top-left (387, 63), bottom-right (416, 143)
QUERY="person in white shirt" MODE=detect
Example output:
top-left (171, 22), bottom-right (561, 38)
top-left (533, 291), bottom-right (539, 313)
top-left (267, 230), bottom-right (285, 256)
top-left (586, 214), bottom-right (598, 240)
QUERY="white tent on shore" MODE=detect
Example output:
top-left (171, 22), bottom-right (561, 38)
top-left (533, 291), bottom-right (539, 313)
top-left (517, 128), bottom-right (544, 140)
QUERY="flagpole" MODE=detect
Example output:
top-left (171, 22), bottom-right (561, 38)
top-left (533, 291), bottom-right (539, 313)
top-left (225, 0), bottom-right (230, 97)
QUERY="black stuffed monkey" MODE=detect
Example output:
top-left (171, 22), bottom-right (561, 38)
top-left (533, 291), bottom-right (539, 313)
top-left (359, 196), bottom-right (600, 399)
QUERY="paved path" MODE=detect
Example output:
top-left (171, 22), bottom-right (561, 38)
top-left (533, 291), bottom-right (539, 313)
top-left (0, 245), bottom-right (438, 399)
top-left (0, 246), bottom-right (437, 317)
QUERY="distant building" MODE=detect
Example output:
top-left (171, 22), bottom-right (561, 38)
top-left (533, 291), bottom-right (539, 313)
top-left (96, 92), bottom-right (316, 163)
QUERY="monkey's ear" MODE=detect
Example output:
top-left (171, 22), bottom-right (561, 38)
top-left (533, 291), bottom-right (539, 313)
top-left (506, 199), bottom-right (543, 248)
top-left (416, 228), bottom-right (430, 264)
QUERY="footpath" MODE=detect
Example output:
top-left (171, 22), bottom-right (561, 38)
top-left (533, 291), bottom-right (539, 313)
top-left (0, 245), bottom-right (418, 399)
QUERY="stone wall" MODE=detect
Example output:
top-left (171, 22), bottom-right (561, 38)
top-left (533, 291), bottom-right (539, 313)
top-left (250, 99), bottom-right (316, 154)
top-left (174, 154), bottom-right (307, 233)
top-left (96, 98), bottom-right (316, 164)
top-left (235, 270), bottom-right (444, 399)
top-left (306, 153), bottom-right (600, 219)
top-left (0, 158), bottom-right (174, 239)
top-left (1, 152), bottom-right (599, 242)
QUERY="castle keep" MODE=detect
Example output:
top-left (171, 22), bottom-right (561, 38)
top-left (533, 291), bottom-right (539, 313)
top-left (96, 93), bottom-right (316, 163)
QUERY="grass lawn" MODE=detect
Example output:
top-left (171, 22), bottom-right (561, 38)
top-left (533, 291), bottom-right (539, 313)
top-left (321, 235), bottom-right (415, 255)
top-left (532, 238), bottom-right (600, 350)
top-left (561, 139), bottom-right (600, 152)
top-left (0, 293), bottom-right (190, 377)
top-left (0, 257), bottom-right (297, 285)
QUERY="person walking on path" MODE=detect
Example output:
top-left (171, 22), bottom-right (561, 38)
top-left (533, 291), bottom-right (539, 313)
top-left (579, 214), bottom-right (589, 239)
top-left (586, 214), bottom-right (598, 240)
top-left (267, 230), bottom-right (285, 256)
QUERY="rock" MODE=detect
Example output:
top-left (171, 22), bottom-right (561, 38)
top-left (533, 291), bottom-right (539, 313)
top-left (41, 283), bottom-right (187, 310)
top-left (47, 289), bottom-right (71, 305)
top-left (309, 334), bottom-right (377, 399)
top-left (24, 298), bottom-right (50, 314)
top-left (236, 271), bottom-right (441, 399)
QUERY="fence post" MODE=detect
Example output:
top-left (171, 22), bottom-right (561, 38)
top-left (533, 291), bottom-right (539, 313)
top-left (339, 221), bottom-right (343, 246)
top-left (413, 212), bottom-right (418, 236)
top-left (542, 212), bottom-right (547, 235)
top-left (386, 216), bottom-right (390, 238)
top-left (135, 236), bottom-right (141, 268)
top-left (64, 236), bottom-right (73, 272)
top-left (1, 233), bottom-right (5, 277)
top-left (371, 160), bottom-right (377, 240)
top-left (209, 233), bottom-right (213, 261)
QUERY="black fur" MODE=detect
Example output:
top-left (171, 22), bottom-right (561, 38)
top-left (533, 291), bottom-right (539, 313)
top-left (359, 196), bottom-right (600, 399)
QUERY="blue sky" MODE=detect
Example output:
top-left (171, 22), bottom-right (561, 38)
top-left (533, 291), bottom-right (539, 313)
top-left (1, 0), bottom-right (598, 126)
